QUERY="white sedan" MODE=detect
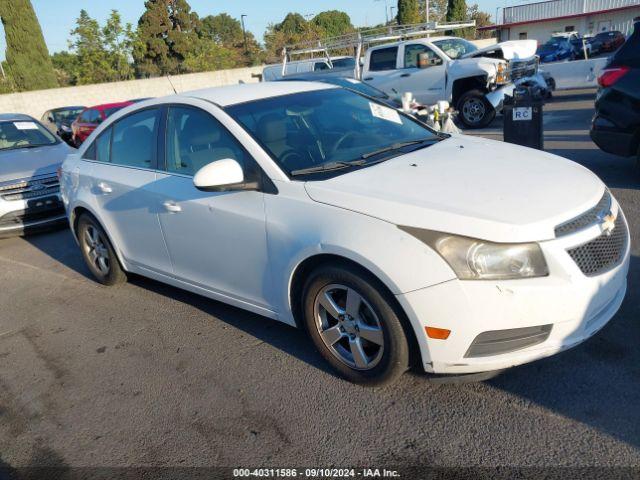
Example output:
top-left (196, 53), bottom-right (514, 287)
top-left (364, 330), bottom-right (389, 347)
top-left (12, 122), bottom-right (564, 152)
top-left (60, 82), bottom-right (630, 386)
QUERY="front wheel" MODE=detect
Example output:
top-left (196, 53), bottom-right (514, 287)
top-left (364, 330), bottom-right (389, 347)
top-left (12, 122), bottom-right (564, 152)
top-left (302, 264), bottom-right (410, 386)
top-left (457, 90), bottom-right (496, 129)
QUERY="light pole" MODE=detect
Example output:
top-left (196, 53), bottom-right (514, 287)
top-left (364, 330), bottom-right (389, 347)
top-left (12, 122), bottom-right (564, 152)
top-left (390, 6), bottom-right (396, 23)
top-left (240, 14), bottom-right (248, 54)
top-left (425, 0), bottom-right (430, 23)
top-left (374, 0), bottom-right (389, 24)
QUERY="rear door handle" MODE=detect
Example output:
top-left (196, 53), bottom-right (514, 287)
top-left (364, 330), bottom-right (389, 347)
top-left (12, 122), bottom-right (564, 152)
top-left (96, 182), bottom-right (112, 194)
top-left (163, 201), bottom-right (182, 213)
top-left (363, 77), bottom-right (373, 81)
top-left (400, 73), bottom-right (411, 77)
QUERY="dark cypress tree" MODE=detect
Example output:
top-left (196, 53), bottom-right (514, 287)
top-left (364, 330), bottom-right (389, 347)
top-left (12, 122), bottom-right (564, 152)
top-left (0, 0), bottom-right (58, 91)
top-left (446, 0), bottom-right (468, 22)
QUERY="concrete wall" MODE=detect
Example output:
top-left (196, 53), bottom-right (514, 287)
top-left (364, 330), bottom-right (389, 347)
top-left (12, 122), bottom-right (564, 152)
top-left (0, 66), bottom-right (264, 120)
top-left (499, 7), bottom-right (640, 43)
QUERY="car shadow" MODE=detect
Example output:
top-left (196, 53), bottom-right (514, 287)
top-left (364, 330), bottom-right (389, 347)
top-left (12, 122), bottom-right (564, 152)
top-left (485, 253), bottom-right (640, 449)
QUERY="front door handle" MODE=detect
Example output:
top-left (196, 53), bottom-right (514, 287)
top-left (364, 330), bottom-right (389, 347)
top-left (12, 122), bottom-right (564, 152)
top-left (163, 201), bottom-right (182, 213)
top-left (96, 182), bottom-right (112, 194)
top-left (400, 73), bottom-right (411, 77)
top-left (363, 77), bottom-right (373, 81)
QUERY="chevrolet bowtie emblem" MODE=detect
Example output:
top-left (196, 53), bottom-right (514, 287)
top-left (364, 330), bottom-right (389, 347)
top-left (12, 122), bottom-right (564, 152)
top-left (600, 212), bottom-right (617, 236)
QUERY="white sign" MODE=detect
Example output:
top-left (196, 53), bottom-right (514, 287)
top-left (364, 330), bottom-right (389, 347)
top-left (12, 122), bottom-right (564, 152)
top-left (14, 121), bottom-right (39, 130)
top-left (513, 107), bottom-right (532, 122)
top-left (369, 102), bottom-right (402, 125)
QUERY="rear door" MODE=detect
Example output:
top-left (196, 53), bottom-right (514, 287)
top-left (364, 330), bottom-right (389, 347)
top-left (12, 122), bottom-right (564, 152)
top-left (87, 107), bottom-right (172, 275)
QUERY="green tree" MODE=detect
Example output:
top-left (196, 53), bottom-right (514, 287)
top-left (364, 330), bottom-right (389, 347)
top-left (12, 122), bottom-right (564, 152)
top-left (134, 0), bottom-right (205, 76)
top-left (419, 0), bottom-right (448, 22)
top-left (183, 38), bottom-right (238, 72)
top-left (0, 0), bottom-right (57, 91)
top-left (51, 51), bottom-right (79, 86)
top-left (199, 13), bottom-right (263, 66)
top-left (103, 10), bottom-right (135, 81)
top-left (446, 0), bottom-right (467, 22)
top-left (397, 0), bottom-right (421, 25)
top-left (264, 13), bottom-right (323, 64)
top-left (69, 10), bottom-right (115, 84)
top-left (468, 4), bottom-right (493, 39)
top-left (312, 10), bottom-right (354, 38)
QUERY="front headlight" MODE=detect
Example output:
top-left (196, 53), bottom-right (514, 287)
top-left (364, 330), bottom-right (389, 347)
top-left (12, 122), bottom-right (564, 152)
top-left (496, 62), bottom-right (509, 84)
top-left (399, 227), bottom-right (549, 280)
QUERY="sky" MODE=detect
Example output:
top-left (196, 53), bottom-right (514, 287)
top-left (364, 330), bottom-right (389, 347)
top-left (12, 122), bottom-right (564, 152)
top-left (0, 0), bottom-right (531, 58)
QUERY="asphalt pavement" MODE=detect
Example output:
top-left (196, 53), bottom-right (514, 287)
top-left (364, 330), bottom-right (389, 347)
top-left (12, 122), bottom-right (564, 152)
top-left (0, 89), bottom-right (638, 474)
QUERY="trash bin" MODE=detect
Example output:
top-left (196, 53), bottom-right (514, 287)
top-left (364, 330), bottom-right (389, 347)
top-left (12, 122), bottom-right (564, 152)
top-left (502, 86), bottom-right (544, 150)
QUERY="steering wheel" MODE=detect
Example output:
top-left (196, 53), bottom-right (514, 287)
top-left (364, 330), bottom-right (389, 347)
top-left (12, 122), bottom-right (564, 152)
top-left (280, 150), bottom-right (308, 172)
top-left (331, 131), bottom-right (381, 156)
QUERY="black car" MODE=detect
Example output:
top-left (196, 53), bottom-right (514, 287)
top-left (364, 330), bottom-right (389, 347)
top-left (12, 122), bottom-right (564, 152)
top-left (41, 106), bottom-right (85, 146)
top-left (590, 20), bottom-right (640, 163)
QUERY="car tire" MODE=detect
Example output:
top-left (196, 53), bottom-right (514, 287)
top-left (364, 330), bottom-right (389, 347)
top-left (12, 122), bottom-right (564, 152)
top-left (457, 89), bottom-right (496, 129)
top-left (77, 214), bottom-right (127, 286)
top-left (301, 263), bottom-right (410, 387)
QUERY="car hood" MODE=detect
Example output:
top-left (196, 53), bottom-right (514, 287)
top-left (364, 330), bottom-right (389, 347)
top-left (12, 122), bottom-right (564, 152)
top-left (0, 141), bottom-right (72, 183)
top-left (304, 135), bottom-right (604, 243)
top-left (462, 40), bottom-right (538, 60)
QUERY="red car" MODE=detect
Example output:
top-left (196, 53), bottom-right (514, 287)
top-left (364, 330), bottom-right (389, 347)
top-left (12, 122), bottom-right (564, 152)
top-left (592, 30), bottom-right (626, 53)
top-left (71, 101), bottom-right (134, 146)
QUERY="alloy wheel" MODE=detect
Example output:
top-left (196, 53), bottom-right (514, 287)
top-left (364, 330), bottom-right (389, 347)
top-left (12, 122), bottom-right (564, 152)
top-left (83, 225), bottom-right (111, 275)
top-left (313, 284), bottom-right (385, 370)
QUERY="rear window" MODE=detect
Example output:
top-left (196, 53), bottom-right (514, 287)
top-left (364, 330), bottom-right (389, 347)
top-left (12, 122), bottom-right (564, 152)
top-left (369, 47), bottom-right (398, 71)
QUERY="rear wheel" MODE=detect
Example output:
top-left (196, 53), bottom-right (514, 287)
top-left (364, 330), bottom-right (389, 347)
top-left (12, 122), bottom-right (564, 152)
top-left (77, 214), bottom-right (126, 286)
top-left (302, 264), bottom-right (410, 386)
top-left (457, 89), bottom-right (496, 129)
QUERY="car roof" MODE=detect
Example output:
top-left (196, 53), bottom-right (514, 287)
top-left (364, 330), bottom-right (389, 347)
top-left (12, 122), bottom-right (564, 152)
top-left (51, 106), bottom-right (85, 112)
top-left (180, 81), bottom-right (337, 107)
top-left (88, 101), bottom-right (135, 111)
top-left (0, 113), bottom-right (36, 122)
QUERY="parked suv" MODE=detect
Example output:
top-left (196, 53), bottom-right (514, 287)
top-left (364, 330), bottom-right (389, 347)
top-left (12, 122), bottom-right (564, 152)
top-left (592, 30), bottom-right (626, 53)
top-left (61, 84), bottom-right (629, 386)
top-left (0, 114), bottom-right (73, 236)
top-left (590, 21), bottom-right (640, 162)
top-left (71, 101), bottom-right (134, 147)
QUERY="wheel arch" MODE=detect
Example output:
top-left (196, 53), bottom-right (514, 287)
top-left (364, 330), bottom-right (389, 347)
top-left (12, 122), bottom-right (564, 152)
top-left (288, 253), bottom-right (421, 367)
top-left (71, 205), bottom-right (127, 271)
top-left (451, 75), bottom-right (488, 105)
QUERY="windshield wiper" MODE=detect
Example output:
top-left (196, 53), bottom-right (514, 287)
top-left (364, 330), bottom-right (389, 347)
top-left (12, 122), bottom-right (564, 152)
top-left (360, 138), bottom-right (438, 160)
top-left (290, 159), bottom-right (367, 177)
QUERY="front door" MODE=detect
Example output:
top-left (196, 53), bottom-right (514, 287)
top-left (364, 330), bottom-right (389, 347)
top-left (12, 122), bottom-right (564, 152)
top-left (394, 43), bottom-right (446, 105)
top-left (155, 105), bottom-right (271, 309)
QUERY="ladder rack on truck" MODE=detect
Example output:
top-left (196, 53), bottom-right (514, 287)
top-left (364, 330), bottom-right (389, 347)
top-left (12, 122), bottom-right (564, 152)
top-left (281, 20), bottom-right (477, 79)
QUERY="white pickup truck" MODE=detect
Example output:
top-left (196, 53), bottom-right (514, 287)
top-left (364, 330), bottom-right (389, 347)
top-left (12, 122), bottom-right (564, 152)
top-left (361, 37), bottom-right (539, 128)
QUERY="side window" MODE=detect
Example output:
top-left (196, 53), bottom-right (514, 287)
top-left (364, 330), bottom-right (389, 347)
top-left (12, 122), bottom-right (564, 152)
top-left (78, 110), bottom-right (90, 123)
top-left (111, 109), bottom-right (159, 169)
top-left (314, 62), bottom-right (330, 71)
top-left (369, 47), bottom-right (398, 71)
top-left (82, 128), bottom-right (112, 161)
top-left (86, 109), bottom-right (100, 124)
top-left (404, 44), bottom-right (437, 68)
top-left (95, 128), bottom-right (112, 162)
top-left (165, 106), bottom-right (248, 176)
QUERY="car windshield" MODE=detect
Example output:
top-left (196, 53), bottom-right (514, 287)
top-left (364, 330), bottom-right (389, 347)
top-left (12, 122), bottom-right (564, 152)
top-left (0, 120), bottom-right (57, 151)
top-left (226, 88), bottom-right (442, 178)
top-left (545, 37), bottom-right (566, 47)
top-left (432, 38), bottom-right (478, 59)
top-left (52, 108), bottom-right (84, 124)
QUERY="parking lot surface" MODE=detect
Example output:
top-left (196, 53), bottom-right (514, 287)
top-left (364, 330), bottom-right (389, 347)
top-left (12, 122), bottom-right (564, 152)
top-left (0, 89), bottom-right (639, 470)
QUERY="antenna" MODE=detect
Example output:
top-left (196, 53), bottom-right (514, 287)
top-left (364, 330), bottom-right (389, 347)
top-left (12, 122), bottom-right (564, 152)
top-left (166, 74), bottom-right (178, 94)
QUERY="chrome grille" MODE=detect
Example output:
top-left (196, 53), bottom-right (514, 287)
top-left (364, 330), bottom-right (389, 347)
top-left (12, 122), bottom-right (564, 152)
top-left (567, 215), bottom-right (628, 277)
top-left (509, 57), bottom-right (539, 81)
top-left (0, 175), bottom-right (60, 201)
top-left (555, 191), bottom-right (611, 237)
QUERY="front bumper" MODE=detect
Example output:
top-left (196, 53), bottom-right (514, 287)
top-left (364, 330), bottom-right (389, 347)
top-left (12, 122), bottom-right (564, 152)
top-left (397, 209), bottom-right (630, 375)
top-left (0, 194), bottom-right (67, 237)
top-left (485, 84), bottom-right (515, 112)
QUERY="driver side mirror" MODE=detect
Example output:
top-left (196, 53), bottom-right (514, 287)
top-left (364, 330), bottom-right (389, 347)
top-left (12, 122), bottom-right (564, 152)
top-left (193, 158), bottom-right (258, 192)
top-left (418, 53), bottom-right (443, 69)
